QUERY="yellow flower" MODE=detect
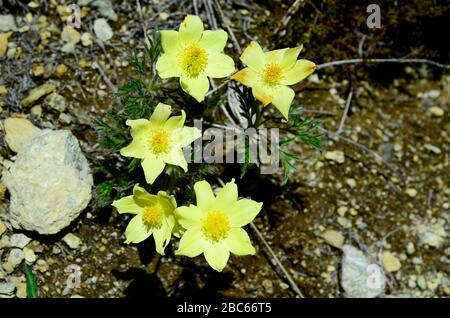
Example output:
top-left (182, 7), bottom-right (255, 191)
top-left (175, 179), bottom-right (262, 272)
top-left (112, 184), bottom-right (179, 255)
top-left (156, 15), bottom-right (235, 102)
top-left (120, 102), bottom-right (201, 184)
top-left (231, 41), bottom-right (316, 119)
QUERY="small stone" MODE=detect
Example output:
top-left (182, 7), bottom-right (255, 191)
top-left (61, 26), bottom-right (80, 44)
top-left (349, 208), bottom-right (358, 216)
top-left (429, 106), bottom-right (444, 117)
top-left (405, 188), bottom-right (417, 198)
top-left (36, 259), bottom-right (48, 273)
top-left (44, 92), bottom-right (66, 112)
top-left (15, 281), bottom-right (27, 298)
top-left (159, 12), bottom-right (169, 20)
top-left (416, 219), bottom-right (446, 248)
top-left (63, 233), bottom-right (82, 249)
top-left (8, 248), bottom-right (24, 268)
top-left (0, 85), bottom-right (7, 96)
top-left (325, 150), bottom-right (345, 164)
top-left (262, 279), bottom-right (273, 294)
top-left (0, 15), bottom-right (18, 32)
top-left (406, 242), bottom-right (415, 255)
top-left (321, 230), bottom-right (345, 249)
top-left (0, 282), bottom-right (15, 296)
top-left (54, 64), bottom-right (68, 77)
top-left (94, 18), bottom-right (113, 42)
top-left (0, 32), bottom-right (12, 57)
top-left (0, 221), bottom-right (6, 237)
top-left (424, 144), bottom-right (441, 155)
top-left (58, 113), bottom-right (74, 125)
top-left (346, 178), bottom-right (356, 188)
top-left (9, 233), bottom-right (32, 248)
top-left (337, 206), bottom-right (348, 217)
top-left (23, 247), bottom-right (37, 265)
top-left (341, 245), bottom-right (386, 298)
top-left (30, 105), bottom-right (42, 118)
top-left (81, 32), bottom-right (93, 46)
top-left (21, 83), bottom-right (56, 107)
top-left (31, 63), bottom-right (44, 77)
top-left (279, 282), bottom-right (289, 290)
top-left (52, 245), bottom-right (61, 255)
top-left (4, 118), bottom-right (40, 153)
top-left (421, 90), bottom-right (440, 99)
top-left (337, 216), bottom-right (351, 229)
top-left (381, 251), bottom-right (401, 272)
top-left (417, 276), bottom-right (427, 290)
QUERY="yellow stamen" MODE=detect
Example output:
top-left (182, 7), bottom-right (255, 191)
top-left (142, 205), bottom-right (163, 229)
top-left (202, 211), bottom-right (230, 242)
top-left (179, 44), bottom-right (208, 78)
top-left (148, 129), bottom-right (170, 155)
top-left (262, 63), bottom-right (283, 86)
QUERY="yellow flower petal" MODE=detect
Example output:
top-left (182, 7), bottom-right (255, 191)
top-left (152, 220), bottom-right (172, 255)
top-left (226, 228), bottom-right (255, 255)
top-left (160, 30), bottom-right (179, 54)
top-left (178, 15), bottom-right (203, 45)
top-left (216, 179), bottom-right (238, 209)
top-left (240, 41), bottom-right (265, 71)
top-left (180, 74), bottom-right (209, 102)
top-left (156, 53), bottom-right (182, 78)
top-left (176, 228), bottom-right (205, 257)
top-left (112, 195), bottom-right (143, 214)
top-left (141, 155), bottom-right (166, 184)
top-left (271, 85), bottom-right (295, 119)
top-left (149, 103), bottom-right (172, 127)
top-left (204, 53), bottom-right (235, 78)
top-left (280, 45), bottom-right (303, 70)
top-left (230, 67), bottom-right (259, 87)
top-left (175, 205), bottom-right (205, 229)
top-left (199, 29), bottom-right (228, 53)
top-left (133, 184), bottom-right (158, 207)
top-left (125, 214), bottom-right (152, 244)
top-left (264, 48), bottom-right (288, 65)
top-left (120, 139), bottom-right (149, 159)
top-left (194, 180), bottom-right (215, 208)
top-left (172, 126), bottom-right (202, 148)
top-left (204, 242), bottom-right (229, 272)
top-left (164, 148), bottom-right (188, 171)
top-left (163, 110), bottom-right (186, 131)
top-left (229, 199), bottom-right (262, 227)
top-left (252, 83), bottom-right (273, 106)
top-left (281, 59), bottom-right (316, 86)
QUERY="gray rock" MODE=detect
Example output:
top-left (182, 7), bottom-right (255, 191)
top-left (44, 92), bottom-right (67, 112)
top-left (2, 129), bottom-right (93, 234)
top-left (8, 233), bottom-right (32, 248)
top-left (0, 282), bottom-right (15, 296)
top-left (78, 0), bottom-right (118, 21)
top-left (93, 18), bottom-right (113, 42)
top-left (0, 15), bottom-right (17, 32)
top-left (340, 245), bottom-right (386, 298)
top-left (7, 248), bottom-right (24, 268)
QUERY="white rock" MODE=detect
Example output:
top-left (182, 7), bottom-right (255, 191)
top-left (429, 106), bottom-right (444, 117)
top-left (325, 150), bottom-right (345, 164)
top-left (415, 219), bottom-right (446, 248)
top-left (424, 144), bottom-right (441, 155)
top-left (4, 118), bottom-right (40, 153)
top-left (406, 242), bottom-right (415, 255)
top-left (44, 92), bottom-right (66, 112)
top-left (78, 0), bottom-right (118, 21)
top-left (0, 15), bottom-right (18, 32)
top-left (321, 230), bottom-right (344, 249)
top-left (61, 26), bottom-right (80, 44)
top-left (94, 18), bottom-right (113, 42)
top-left (340, 245), bottom-right (386, 298)
top-left (405, 188), bottom-right (417, 198)
top-left (7, 248), bottom-right (24, 268)
top-left (81, 32), bottom-right (93, 46)
top-left (63, 233), bottom-right (82, 249)
top-left (2, 129), bottom-right (93, 234)
top-left (23, 247), bottom-right (37, 265)
top-left (9, 233), bottom-right (32, 248)
top-left (346, 178), bottom-right (356, 188)
top-left (0, 282), bottom-right (15, 296)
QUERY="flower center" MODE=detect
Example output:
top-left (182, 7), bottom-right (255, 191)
top-left (262, 63), bottom-right (283, 86)
top-left (142, 205), bottom-right (163, 229)
top-left (148, 129), bottom-right (170, 155)
top-left (202, 210), bottom-right (230, 242)
top-left (179, 44), bottom-right (208, 78)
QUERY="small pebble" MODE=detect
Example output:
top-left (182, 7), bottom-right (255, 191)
top-left (429, 106), bottom-right (444, 117)
top-left (63, 233), bottom-right (82, 249)
top-left (325, 150), bottom-right (345, 164)
top-left (381, 251), bottom-right (402, 272)
top-left (405, 188), bottom-right (417, 198)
